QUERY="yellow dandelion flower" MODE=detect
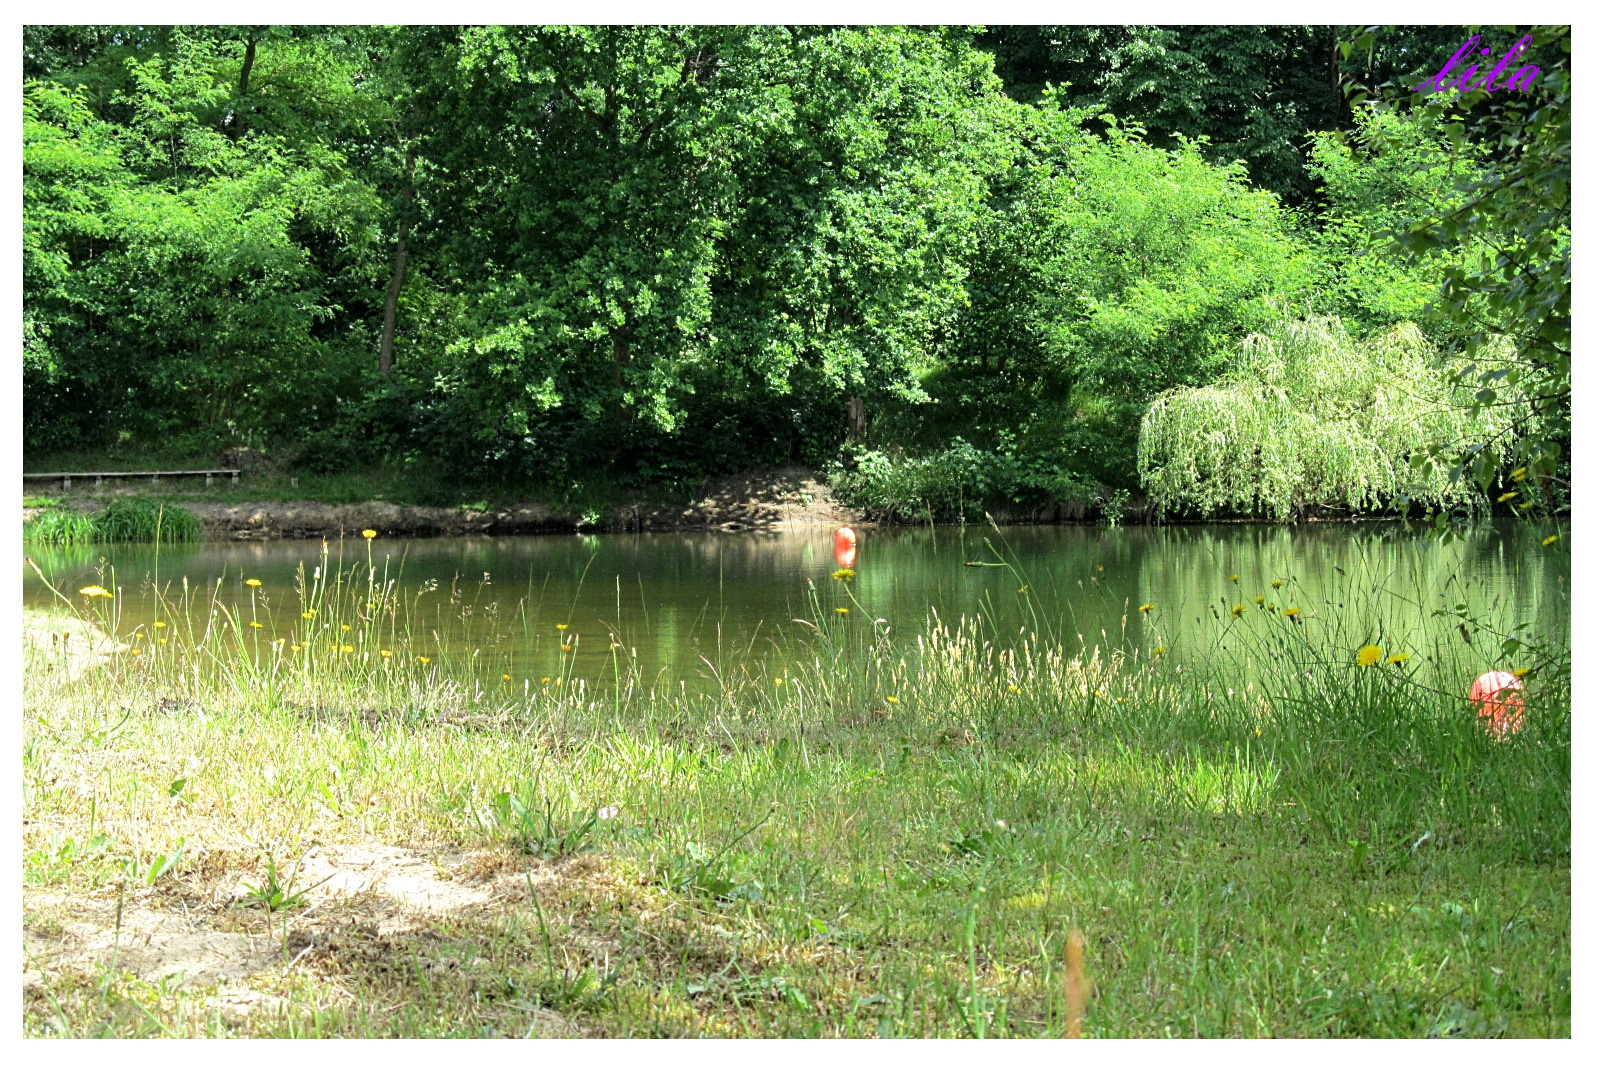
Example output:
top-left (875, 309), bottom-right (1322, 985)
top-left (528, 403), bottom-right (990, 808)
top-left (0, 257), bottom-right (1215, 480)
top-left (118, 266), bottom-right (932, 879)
top-left (291, 644), bottom-right (302, 652)
top-left (1511, 467), bottom-right (1528, 481)
top-left (1497, 491), bottom-right (1518, 503)
top-left (1231, 604), bottom-right (1247, 617)
top-left (341, 644), bottom-right (354, 653)
top-left (1543, 535), bottom-right (1558, 546)
top-left (79, 585), bottom-right (112, 598)
top-left (541, 676), bottom-right (551, 684)
top-left (245, 578), bottom-right (262, 587)
top-left (302, 610), bottom-right (316, 619)
top-left (1386, 654), bottom-right (1410, 664)
top-left (419, 656), bottom-right (431, 664)
top-left (501, 673), bottom-right (512, 681)
top-left (886, 695), bottom-right (900, 704)
top-left (341, 624), bottom-right (351, 632)
top-left (1357, 645), bottom-right (1382, 667)
top-left (154, 620), bottom-right (168, 629)
top-left (1017, 584), bottom-right (1029, 594)
top-left (1511, 667), bottom-right (1531, 678)
top-left (362, 529), bottom-right (378, 539)
top-left (1271, 579), bottom-right (1284, 589)
top-left (835, 607), bottom-right (849, 615)
top-left (775, 677), bottom-right (785, 685)
top-left (556, 623), bottom-right (568, 631)
top-left (1253, 596), bottom-right (1265, 606)
top-left (134, 632), bottom-right (144, 639)
top-left (832, 567), bottom-right (856, 581)
top-left (1267, 603), bottom-right (1277, 612)
top-left (1229, 573), bottom-right (1239, 583)
top-left (1152, 646), bottom-right (1167, 655)
top-left (1007, 684), bottom-right (1021, 694)
top-left (131, 647), bottom-right (141, 656)
top-left (561, 643), bottom-right (573, 652)
top-left (249, 621), bottom-right (263, 629)
top-left (380, 649), bottom-right (392, 658)
top-left (1139, 603), bottom-right (1154, 613)
top-left (1283, 607), bottom-right (1301, 618)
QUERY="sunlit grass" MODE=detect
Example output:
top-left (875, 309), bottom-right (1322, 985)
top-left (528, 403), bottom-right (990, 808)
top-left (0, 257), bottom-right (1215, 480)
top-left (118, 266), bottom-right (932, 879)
top-left (21, 540), bottom-right (1570, 1037)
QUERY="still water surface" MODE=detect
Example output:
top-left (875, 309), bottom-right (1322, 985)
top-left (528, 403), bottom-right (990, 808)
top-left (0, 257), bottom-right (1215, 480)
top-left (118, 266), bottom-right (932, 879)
top-left (23, 522), bottom-right (1567, 687)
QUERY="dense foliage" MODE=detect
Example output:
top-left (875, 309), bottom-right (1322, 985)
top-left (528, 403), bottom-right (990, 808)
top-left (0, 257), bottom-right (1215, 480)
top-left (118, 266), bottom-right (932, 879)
top-left (1138, 317), bottom-right (1520, 520)
top-left (21, 24), bottom-right (1571, 519)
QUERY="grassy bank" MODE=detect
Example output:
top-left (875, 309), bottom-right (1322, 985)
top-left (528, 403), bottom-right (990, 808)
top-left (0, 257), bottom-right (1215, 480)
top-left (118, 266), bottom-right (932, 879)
top-left (22, 549), bottom-right (1570, 1037)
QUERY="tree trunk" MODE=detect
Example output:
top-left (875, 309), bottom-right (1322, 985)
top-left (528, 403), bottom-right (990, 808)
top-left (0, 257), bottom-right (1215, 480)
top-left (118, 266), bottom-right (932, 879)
top-left (226, 34), bottom-right (257, 141)
top-left (379, 151), bottom-right (416, 380)
top-left (612, 323), bottom-right (635, 423)
top-left (845, 395), bottom-right (867, 444)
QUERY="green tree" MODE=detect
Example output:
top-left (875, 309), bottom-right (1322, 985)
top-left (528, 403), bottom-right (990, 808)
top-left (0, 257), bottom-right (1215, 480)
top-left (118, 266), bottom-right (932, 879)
top-left (1138, 316), bottom-right (1521, 520)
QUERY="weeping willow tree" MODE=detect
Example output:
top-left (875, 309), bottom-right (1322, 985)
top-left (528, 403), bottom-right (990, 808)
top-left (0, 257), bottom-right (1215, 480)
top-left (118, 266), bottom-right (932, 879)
top-left (1137, 317), bottom-right (1521, 520)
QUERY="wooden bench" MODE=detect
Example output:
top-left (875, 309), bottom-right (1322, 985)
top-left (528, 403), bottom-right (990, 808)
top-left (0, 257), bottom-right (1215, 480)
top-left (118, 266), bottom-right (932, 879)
top-left (23, 469), bottom-right (242, 490)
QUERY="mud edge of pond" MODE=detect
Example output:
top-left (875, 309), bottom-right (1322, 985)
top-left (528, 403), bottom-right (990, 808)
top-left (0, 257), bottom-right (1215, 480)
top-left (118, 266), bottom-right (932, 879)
top-left (25, 468), bottom-right (867, 541)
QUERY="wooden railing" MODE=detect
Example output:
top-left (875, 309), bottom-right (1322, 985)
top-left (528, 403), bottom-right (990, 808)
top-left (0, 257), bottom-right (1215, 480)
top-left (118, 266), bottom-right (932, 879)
top-left (23, 469), bottom-right (241, 490)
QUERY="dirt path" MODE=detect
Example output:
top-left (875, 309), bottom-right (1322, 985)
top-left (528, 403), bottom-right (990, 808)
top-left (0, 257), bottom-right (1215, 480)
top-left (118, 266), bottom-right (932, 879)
top-left (24, 466), bottom-right (863, 541)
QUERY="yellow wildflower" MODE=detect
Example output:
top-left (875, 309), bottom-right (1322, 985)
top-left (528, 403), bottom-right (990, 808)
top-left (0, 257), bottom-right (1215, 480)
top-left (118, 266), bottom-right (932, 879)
top-left (1543, 535), bottom-right (1559, 546)
top-left (1283, 607), bottom-right (1301, 618)
top-left (341, 624), bottom-right (351, 632)
top-left (341, 644), bottom-right (354, 653)
top-left (832, 567), bottom-right (856, 581)
top-left (1357, 645), bottom-right (1382, 667)
top-left (556, 623), bottom-right (568, 631)
top-left (1007, 684), bottom-right (1021, 694)
top-left (154, 620), bottom-right (168, 629)
top-left (159, 638), bottom-right (167, 645)
top-left (1139, 603), bottom-right (1154, 613)
top-left (501, 673), bottom-right (511, 681)
top-left (419, 656), bottom-right (431, 664)
top-left (835, 607), bottom-right (849, 615)
top-left (1229, 573), bottom-right (1239, 583)
top-left (561, 643), bottom-right (573, 652)
top-left (249, 621), bottom-right (263, 629)
top-left (1231, 604), bottom-right (1247, 618)
top-left (1497, 491), bottom-right (1518, 503)
top-left (775, 678), bottom-right (785, 685)
top-left (302, 610), bottom-right (316, 619)
top-left (79, 585), bottom-right (112, 598)
top-left (362, 529), bottom-right (377, 539)
top-left (1253, 596), bottom-right (1265, 606)
top-left (1511, 467), bottom-right (1527, 481)
top-left (540, 676), bottom-right (551, 684)
top-left (1271, 579), bottom-right (1284, 589)
top-left (380, 649), bottom-right (392, 658)
top-left (886, 695), bottom-right (900, 704)
top-left (131, 647), bottom-right (141, 656)
top-left (1152, 646), bottom-right (1167, 655)
top-left (1386, 654), bottom-right (1410, 664)
top-left (1511, 667), bottom-right (1531, 678)
top-left (245, 578), bottom-right (262, 587)
top-left (291, 644), bottom-right (302, 652)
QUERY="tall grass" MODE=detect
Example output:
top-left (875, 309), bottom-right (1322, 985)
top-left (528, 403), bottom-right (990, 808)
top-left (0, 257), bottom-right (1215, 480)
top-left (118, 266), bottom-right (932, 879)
top-left (22, 539), bottom-right (1570, 1038)
top-left (24, 499), bottom-right (202, 545)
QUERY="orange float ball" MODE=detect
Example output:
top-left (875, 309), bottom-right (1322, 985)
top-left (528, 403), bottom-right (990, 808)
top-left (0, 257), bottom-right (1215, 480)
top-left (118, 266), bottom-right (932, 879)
top-left (833, 527), bottom-right (858, 568)
top-left (1469, 670), bottom-right (1525, 738)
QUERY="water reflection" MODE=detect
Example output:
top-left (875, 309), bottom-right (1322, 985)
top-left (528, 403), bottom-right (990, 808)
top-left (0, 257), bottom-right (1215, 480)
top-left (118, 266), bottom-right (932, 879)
top-left (24, 521), bottom-right (1567, 687)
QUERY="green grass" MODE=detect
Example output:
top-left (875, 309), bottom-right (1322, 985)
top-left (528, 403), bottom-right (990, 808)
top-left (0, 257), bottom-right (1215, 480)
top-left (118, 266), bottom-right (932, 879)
top-left (23, 498), bottom-right (201, 544)
top-left (21, 549), bottom-right (1570, 1037)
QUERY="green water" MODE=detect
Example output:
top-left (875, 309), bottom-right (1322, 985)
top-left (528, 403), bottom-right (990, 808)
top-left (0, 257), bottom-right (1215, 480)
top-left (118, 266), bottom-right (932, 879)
top-left (23, 522), bottom-right (1568, 689)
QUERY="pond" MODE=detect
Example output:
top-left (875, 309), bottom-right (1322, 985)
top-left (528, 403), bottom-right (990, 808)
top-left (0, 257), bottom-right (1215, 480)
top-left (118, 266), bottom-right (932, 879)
top-left (23, 521), bottom-right (1568, 691)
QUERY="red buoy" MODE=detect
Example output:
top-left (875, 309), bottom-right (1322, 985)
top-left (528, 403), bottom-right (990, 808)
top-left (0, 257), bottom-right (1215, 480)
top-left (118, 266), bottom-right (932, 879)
top-left (1470, 670), bottom-right (1525, 738)
top-left (833, 526), bottom-right (858, 569)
